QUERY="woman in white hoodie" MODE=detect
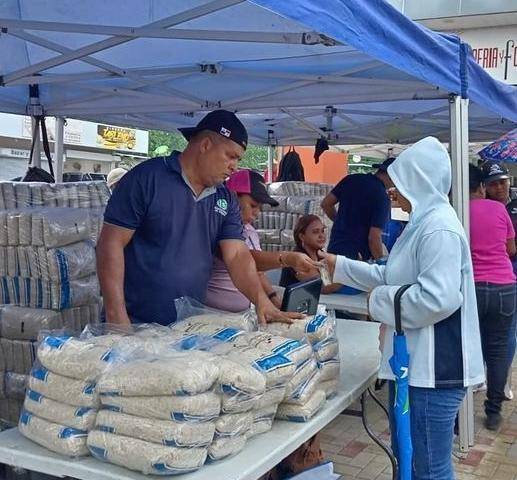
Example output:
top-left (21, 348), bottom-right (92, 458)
top-left (323, 137), bottom-right (484, 480)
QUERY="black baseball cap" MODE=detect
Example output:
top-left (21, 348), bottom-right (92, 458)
top-left (178, 109), bottom-right (248, 149)
top-left (226, 169), bottom-right (279, 207)
top-left (482, 162), bottom-right (510, 184)
top-left (372, 157), bottom-right (396, 172)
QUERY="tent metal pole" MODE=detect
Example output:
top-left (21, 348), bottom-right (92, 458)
top-left (267, 130), bottom-right (275, 183)
top-left (449, 94), bottom-right (475, 452)
top-left (54, 117), bottom-right (65, 183)
top-left (30, 117), bottom-right (41, 168)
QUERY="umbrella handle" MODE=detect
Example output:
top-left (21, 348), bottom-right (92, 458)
top-left (394, 284), bottom-right (412, 335)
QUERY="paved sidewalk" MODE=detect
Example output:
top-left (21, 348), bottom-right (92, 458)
top-left (321, 367), bottom-right (517, 479)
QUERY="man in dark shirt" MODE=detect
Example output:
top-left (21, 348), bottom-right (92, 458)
top-left (321, 158), bottom-right (393, 260)
top-left (97, 110), bottom-right (307, 326)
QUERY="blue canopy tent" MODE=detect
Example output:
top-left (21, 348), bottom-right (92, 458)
top-left (0, 0), bottom-right (515, 457)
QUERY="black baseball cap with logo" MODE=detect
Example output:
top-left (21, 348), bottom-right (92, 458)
top-left (178, 110), bottom-right (248, 149)
top-left (482, 162), bottom-right (510, 184)
top-left (372, 157), bottom-right (396, 172)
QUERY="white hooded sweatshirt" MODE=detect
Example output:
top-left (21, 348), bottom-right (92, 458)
top-left (335, 137), bottom-right (484, 388)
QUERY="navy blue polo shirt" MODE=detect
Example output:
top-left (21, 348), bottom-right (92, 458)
top-left (327, 173), bottom-right (390, 259)
top-left (103, 152), bottom-right (244, 325)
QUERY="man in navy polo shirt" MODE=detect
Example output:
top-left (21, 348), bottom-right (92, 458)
top-left (97, 110), bottom-right (305, 326)
top-left (321, 158), bottom-right (392, 260)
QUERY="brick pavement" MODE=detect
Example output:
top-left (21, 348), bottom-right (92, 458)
top-left (321, 366), bottom-right (517, 479)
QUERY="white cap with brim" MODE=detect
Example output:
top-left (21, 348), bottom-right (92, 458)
top-left (107, 167), bottom-right (128, 188)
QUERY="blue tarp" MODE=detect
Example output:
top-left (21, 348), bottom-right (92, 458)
top-left (0, 0), bottom-right (514, 145)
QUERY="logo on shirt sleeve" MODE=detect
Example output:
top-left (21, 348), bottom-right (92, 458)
top-left (215, 198), bottom-right (228, 216)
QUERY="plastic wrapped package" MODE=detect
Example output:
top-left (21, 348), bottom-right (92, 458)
top-left (31, 208), bottom-right (91, 248)
top-left (6, 212), bottom-right (19, 246)
top-left (207, 435), bottom-right (247, 462)
top-left (88, 430), bottom-right (208, 475)
top-left (37, 334), bottom-right (116, 381)
top-left (5, 372), bottom-right (27, 399)
top-left (286, 197), bottom-right (324, 215)
top-left (28, 367), bottom-right (99, 408)
top-left (214, 411), bottom-right (253, 438)
top-left (24, 389), bottom-right (97, 430)
top-left (256, 229), bottom-right (281, 245)
top-left (318, 358), bottom-right (340, 382)
top-left (280, 229), bottom-right (295, 247)
top-left (261, 196), bottom-right (287, 212)
top-left (4, 339), bottom-right (36, 374)
top-left (1, 183), bottom-right (16, 209)
top-left (247, 405), bottom-right (278, 438)
top-left (18, 211), bottom-right (32, 246)
top-left (212, 343), bottom-right (295, 389)
top-left (217, 357), bottom-right (266, 413)
top-left (264, 314), bottom-right (335, 345)
top-left (6, 246), bottom-right (17, 276)
top-left (174, 297), bottom-right (257, 332)
top-left (97, 350), bottom-right (220, 397)
top-left (237, 332), bottom-right (314, 367)
top-left (254, 384), bottom-right (286, 410)
top-left (284, 358), bottom-right (318, 400)
top-left (95, 410), bottom-right (215, 448)
top-left (0, 305), bottom-right (61, 340)
top-left (276, 389), bottom-right (326, 422)
top-left (284, 368), bottom-right (321, 406)
top-left (19, 410), bottom-right (89, 457)
top-left (313, 337), bottom-right (339, 363)
top-left (100, 392), bottom-right (220, 423)
top-left (0, 247), bottom-right (6, 276)
top-left (320, 380), bottom-right (339, 399)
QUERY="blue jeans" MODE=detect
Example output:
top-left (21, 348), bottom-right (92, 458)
top-left (475, 282), bottom-right (516, 414)
top-left (389, 382), bottom-right (466, 480)
top-left (508, 307), bottom-right (516, 367)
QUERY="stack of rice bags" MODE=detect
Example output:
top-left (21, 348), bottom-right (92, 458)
top-left (235, 331), bottom-right (326, 424)
top-left (88, 347), bottom-right (221, 475)
top-left (170, 315), bottom-right (295, 439)
top-left (265, 312), bottom-right (340, 402)
top-left (19, 333), bottom-right (117, 456)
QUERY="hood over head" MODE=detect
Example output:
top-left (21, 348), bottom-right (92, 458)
top-left (387, 136), bottom-right (451, 223)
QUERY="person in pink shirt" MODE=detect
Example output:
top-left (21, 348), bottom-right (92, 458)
top-left (469, 163), bottom-right (516, 430)
top-left (205, 169), bottom-right (314, 313)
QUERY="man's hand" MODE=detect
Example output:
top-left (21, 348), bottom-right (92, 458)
top-left (283, 252), bottom-right (318, 276)
top-left (256, 293), bottom-right (303, 325)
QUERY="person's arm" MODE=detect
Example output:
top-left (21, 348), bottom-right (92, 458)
top-left (321, 192), bottom-right (339, 222)
top-left (220, 240), bottom-right (301, 324)
top-left (368, 230), bottom-right (464, 329)
top-left (250, 250), bottom-right (316, 275)
top-left (322, 283), bottom-right (343, 294)
top-left (96, 224), bottom-right (134, 326)
top-left (258, 272), bottom-right (282, 309)
top-left (368, 226), bottom-right (385, 260)
top-left (504, 207), bottom-right (516, 258)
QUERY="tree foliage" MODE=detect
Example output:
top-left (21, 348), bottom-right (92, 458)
top-left (148, 130), bottom-right (268, 172)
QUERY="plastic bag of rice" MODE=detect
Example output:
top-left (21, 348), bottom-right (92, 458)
top-left (95, 409), bottom-right (215, 447)
top-left (88, 430), bottom-right (207, 475)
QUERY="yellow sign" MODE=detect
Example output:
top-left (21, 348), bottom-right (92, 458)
top-left (96, 125), bottom-right (136, 150)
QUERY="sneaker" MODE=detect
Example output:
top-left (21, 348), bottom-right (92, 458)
top-left (504, 385), bottom-right (514, 401)
top-left (484, 413), bottom-right (502, 431)
top-left (473, 383), bottom-right (487, 393)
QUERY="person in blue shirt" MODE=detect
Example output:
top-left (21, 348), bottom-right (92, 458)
top-left (96, 110), bottom-right (312, 326)
top-left (321, 158), bottom-right (393, 260)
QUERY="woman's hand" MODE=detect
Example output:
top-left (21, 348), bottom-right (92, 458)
top-left (283, 252), bottom-right (319, 276)
top-left (317, 251), bottom-right (337, 280)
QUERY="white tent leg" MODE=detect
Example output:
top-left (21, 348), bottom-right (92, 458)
top-left (54, 117), bottom-right (65, 182)
top-left (449, 94), bottom-right (475, 452)
top-left (31, 116), bottom-right (41, 168)
top-left (267, 145), bottom-right (274, 183)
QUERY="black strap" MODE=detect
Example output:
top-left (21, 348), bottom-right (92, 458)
top-left (394, 284), bottom-right (412, 335)
top-left (27, 115), bottom-right (54, 177)
top-left (39, 116), bottom-right (54, 177)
